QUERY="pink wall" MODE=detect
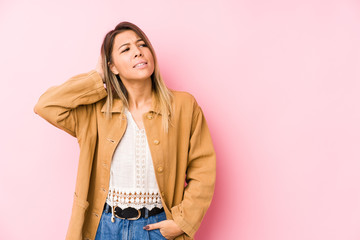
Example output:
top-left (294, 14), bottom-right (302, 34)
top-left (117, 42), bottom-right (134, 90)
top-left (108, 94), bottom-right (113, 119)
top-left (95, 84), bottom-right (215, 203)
top-left (1, 0), bottom-right (360, 239)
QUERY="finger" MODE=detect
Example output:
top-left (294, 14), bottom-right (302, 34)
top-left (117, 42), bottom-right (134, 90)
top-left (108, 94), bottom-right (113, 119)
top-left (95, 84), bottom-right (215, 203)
top-left (143, 222), bottom-right (162, 230)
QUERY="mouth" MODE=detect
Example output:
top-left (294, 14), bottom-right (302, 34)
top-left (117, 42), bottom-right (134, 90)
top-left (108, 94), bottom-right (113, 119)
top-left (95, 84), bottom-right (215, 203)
top-left (133, 61), bottom-right (148, 68)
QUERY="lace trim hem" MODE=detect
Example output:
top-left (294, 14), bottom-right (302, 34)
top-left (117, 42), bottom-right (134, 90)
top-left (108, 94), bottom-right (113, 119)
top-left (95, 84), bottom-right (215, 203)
top-left (105, 200), bottom-right (163, 211)
top-left (106, 189), bottom-right (162, 209)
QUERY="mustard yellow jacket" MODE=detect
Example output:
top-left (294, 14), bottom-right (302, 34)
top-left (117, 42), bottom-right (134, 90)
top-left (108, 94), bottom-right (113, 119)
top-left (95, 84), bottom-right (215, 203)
top-left (34, 70), bottom-right (216, 240)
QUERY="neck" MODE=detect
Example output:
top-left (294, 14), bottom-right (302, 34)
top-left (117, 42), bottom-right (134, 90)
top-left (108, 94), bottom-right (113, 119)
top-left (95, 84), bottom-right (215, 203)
top-left (122, 77), bottom-right (152, 110)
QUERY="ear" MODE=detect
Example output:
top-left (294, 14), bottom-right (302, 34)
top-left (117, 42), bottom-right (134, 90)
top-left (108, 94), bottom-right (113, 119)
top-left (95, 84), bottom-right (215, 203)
top-left (109, 62), bottom-right (119, 75)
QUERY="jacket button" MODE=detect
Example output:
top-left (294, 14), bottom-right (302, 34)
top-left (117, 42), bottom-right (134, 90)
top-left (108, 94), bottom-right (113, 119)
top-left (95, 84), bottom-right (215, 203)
top-left (147, 114), bottom-right (153, 120)
top-left (157, 166), bottom-right (163, 173)
top-left (154, 140), bottom-right (160, 145)
top-left (161, 192), bottom-right (165, 197)
top-left (101, 188), bottom-right (106, 192)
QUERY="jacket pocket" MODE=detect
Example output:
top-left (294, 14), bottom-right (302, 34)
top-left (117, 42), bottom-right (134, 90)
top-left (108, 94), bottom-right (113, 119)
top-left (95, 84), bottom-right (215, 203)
top-left (65, 193), bottom-right (90, 240)
top-left (74, 194), bottom-right (90, 209)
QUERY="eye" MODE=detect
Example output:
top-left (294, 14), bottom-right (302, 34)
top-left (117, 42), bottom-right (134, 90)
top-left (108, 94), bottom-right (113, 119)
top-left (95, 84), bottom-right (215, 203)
top-left (139, 43), bottom-right (147, 47)
top-left (121, 48), bottom-right (130, 53)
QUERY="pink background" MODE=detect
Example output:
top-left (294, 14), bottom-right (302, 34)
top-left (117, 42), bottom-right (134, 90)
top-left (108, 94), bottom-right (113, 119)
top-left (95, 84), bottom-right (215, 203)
top-left (1, 0), bottom-right (360, 239)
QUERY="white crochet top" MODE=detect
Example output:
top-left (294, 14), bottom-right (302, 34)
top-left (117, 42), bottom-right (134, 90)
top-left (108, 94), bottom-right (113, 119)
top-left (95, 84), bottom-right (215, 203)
top-left (105, 108), bottom-right (163, 211)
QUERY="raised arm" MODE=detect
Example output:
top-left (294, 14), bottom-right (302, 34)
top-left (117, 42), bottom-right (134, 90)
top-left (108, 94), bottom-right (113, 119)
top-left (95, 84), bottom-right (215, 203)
top-left (34, 70), bottom-right (107, 137)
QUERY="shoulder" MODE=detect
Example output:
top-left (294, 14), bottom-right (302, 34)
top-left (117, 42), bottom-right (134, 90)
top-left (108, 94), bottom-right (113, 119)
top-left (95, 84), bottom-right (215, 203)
top-left (170, 90), bottom-right (198, 107)
top-left (169, 90), bottom-right (202, 118)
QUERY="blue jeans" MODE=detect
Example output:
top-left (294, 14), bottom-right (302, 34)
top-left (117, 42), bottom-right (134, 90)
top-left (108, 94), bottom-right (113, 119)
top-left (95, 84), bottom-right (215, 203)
top-left (95, 208), bottom-right (167, 240)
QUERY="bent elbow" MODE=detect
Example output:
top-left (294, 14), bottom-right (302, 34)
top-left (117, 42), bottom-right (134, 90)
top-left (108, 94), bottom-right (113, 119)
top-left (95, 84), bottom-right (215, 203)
top-left (33, 103), bottom-right (39, 115)
top-left (33, 99), bottom-right (45, 116)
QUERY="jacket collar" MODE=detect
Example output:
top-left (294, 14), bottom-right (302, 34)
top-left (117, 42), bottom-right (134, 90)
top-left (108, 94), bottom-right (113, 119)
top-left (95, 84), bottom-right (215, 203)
top-left (100, 92), bottom-right (164, 115)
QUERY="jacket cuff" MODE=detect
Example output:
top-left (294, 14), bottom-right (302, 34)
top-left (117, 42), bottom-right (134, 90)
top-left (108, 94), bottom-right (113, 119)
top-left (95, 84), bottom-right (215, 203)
top-left (88, 70), bottom-right (107, 99)
top-left (171, 204), bottom-right (196, 239)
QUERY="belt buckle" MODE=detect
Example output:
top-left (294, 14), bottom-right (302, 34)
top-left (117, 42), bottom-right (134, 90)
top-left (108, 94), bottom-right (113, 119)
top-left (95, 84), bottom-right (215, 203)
top-left (113, 206), bottom-right (141, 220)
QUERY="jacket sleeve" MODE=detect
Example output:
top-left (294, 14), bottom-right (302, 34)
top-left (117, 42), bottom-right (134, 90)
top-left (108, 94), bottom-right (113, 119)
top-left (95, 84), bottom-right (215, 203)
top-left (171, 99), bottom-right (216, 239)
top-left (33, 70), bottom-right (107, 137)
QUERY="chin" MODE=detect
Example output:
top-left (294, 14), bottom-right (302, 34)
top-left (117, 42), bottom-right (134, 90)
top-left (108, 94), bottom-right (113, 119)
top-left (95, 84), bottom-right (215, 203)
top-left (134, 72), bottom-right (153, 80)
top-left (128, 74), bottom-right (153, 81)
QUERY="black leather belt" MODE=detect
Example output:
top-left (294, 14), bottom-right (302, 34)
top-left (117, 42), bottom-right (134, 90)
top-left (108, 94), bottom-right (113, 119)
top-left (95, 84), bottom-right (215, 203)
top-left (103, 202), bottom-right (164, 220)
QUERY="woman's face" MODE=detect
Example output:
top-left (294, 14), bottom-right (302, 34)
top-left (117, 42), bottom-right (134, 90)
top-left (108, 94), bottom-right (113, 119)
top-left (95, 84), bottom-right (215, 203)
top-left (109, 30), bottom-right (155, 83)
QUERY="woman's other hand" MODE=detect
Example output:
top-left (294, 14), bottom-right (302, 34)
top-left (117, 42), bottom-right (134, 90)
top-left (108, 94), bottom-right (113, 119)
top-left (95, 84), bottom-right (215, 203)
top-left (144, 220), bottom-right (184, 240)
top-left (95, 55), bottom-right (105, 82)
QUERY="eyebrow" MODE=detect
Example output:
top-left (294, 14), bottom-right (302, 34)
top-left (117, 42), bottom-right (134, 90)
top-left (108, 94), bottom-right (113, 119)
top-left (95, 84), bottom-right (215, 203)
top-left (118, 39), bottom-right (144, 50)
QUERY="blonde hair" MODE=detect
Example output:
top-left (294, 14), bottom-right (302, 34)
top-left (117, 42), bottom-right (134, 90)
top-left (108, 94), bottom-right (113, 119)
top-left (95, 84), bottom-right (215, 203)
top-left (100, 21), bottom-right (173, 132)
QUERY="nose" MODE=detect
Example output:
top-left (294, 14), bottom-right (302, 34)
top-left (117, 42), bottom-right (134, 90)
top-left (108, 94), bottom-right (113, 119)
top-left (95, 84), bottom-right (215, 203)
top-left (134, 46), bottom-right (142, 58)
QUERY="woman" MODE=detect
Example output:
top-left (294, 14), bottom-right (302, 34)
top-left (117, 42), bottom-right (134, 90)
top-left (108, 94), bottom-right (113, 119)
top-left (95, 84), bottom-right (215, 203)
top-left (34, 21), bottom-right (216, 240)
